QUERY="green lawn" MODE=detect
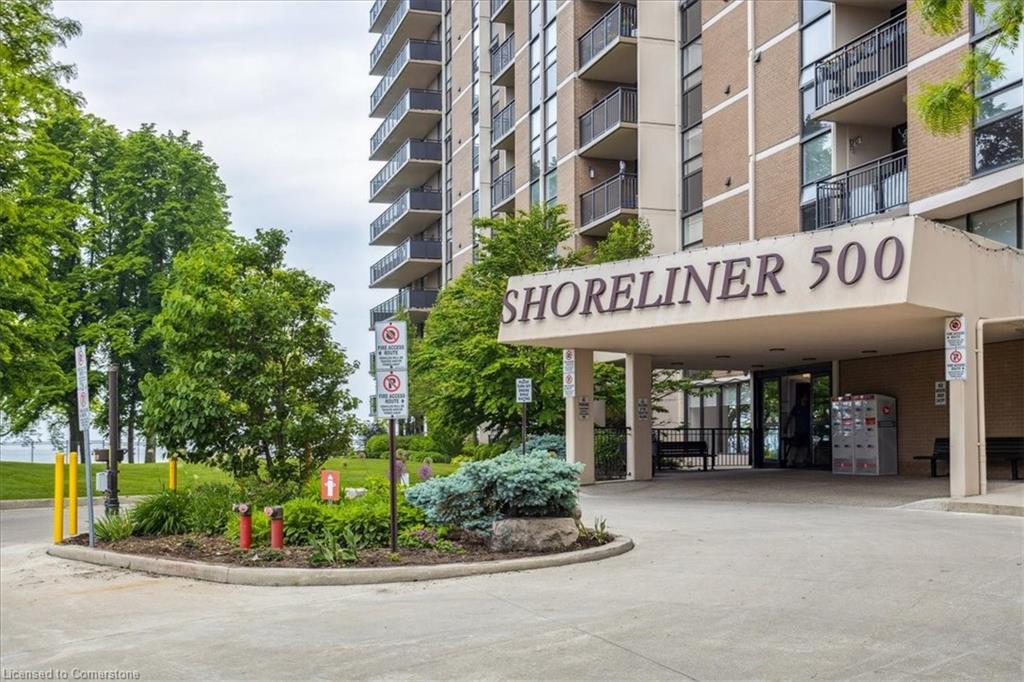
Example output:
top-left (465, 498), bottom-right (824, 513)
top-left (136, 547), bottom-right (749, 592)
top-left (0, 457), bottom-right (455, 500)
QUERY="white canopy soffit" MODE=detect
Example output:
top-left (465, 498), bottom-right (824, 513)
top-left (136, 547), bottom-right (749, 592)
top-left (498, 217), bottom-right (1024, 370)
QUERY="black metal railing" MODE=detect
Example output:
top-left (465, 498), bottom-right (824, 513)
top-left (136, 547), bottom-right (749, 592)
top-left (370, 138), bottom-right (442, 199)
top-left (370, 237), bottom-right (442, 284)
top-left (370, 189), bottom-right (442, 242)
top-left (492, 166), bottom-right (515, 208)
top-left (579, 3), bottom-right (637, 71)
top-left (580, 173), bottom-right (637, 228)
top-left (371, 40), bottom-right (442, 113)
top-left (370, 89), bottom-right (442, 156)
top-left (580, 87), bottom-right (637, 148)
top-left (370, 0), bottom-right (442, 72)
top-left (370, 288), bottom-right (439, 326)
top-left (595, 426), bottom-right (628, 481)
top-left (491, 100), bottom-right (515, 144)
top-left (815, 149), bottom-right (907, 229)
top-left (814, 13), bottom-right (907, 109)
top-left (652, 427), bottom-right (753, 469)
top-left (491, 32), bottom-right (515, 78)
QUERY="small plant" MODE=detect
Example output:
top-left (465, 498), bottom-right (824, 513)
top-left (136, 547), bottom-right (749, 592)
top-left (186, 483), bottom-right (236, 535)
top-left (94, 513), bottom-right (134, 542)
top-left (131, 490), bottom-right (192, 535)
top-left (577, 516), bottom-right (612, 544)
top-left (257, 549), bottom-right (284, 562)
top-left (387, 552), bottom-right (401, 563)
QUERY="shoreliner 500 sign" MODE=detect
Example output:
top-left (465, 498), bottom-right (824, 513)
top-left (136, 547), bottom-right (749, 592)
top-left (501, 235), bottom-right (905, 324)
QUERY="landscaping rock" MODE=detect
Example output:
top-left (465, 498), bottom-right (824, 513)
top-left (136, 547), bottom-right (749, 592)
top-left (344, 488), bottom-right (367, 499)
top-left (490, 517), bottom-right (579, 552)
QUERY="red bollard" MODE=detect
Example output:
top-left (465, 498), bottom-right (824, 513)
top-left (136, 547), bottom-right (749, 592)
top-left (233, 503), bottom-right (252, 550)
top-left (264, 506), bottom-right (284, 549)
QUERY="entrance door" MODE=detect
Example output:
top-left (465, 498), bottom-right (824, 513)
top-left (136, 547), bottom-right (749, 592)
top-left (754, 365), bottom-right (832, 469)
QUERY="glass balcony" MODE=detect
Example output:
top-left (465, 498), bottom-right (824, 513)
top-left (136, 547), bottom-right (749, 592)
top-left (578, 3), bottom-right (637, 82)
top-left (369, 0), bottom-right (397, 33)
top-left (491, 167), bottom-right (516, 213)
top-left (490, 32), bottom-right (515, 87)
top-left (369, 138), bottom-right (442, 204)
top-left (370, 237), bottom-right (443, 288)
top-left (579, 87), bottom-right (637, 159)
top-left (369, 89), bottom-right (442, 161)
top-left (370, 40), bottom-right (442, 118)
top-left (370, 189), bottom-right (442, 245)
top-left (491, 100), bottom-right (516, 150)
top-left (815, 149), bottom-right (908, 229)
top-left (370, 288), bottom-right (439, 328)
top-left (813, 13), bottom-right (907, 120)
top-left (491, 0), bottom-right (513, 25)
top-left (580, 172), bottom-right (638, 235)
top-left (370, 0), bottom-right (442, 76)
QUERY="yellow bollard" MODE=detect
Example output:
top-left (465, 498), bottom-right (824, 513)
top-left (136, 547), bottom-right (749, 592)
top-left (169, 456), bottom-right (177, 491)
top-left (69, 451), bottom-right (78, 535)
top-left (53, 452), bottom-right (65, 544)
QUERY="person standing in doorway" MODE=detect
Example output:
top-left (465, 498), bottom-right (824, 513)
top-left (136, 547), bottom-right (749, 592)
top-left (784, 393), bottom-right (811, 467)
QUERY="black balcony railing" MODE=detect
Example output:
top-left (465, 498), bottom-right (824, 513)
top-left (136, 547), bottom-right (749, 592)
top-left (490, 32), bottom-right (515, 78)
top-left (370, 189), bottom-right (442, 242)
top-left (653, 428), bottom-right (753, 470)
top-left (370, 89), bottom-right (442, 156)
top-left (578, 3), bottom-right (637, 71)
top-left (370, 237), bottom-right (442, 284)
top-left (595, 427), bottom-right (628, 481)
top-left (370, 139), bottom-right (442, 199)
top-left (580, 87), bottom-right (637, 148)
top-left (491, 167), bottom-right (515, 208)
top-left (371, 40), bottom-right (442, 113)
top-left (370, 0), bottom-right (442, 72)
top-left (814, 13), bottom-right (907, 109)
top-left (580, 173), bottom-right (637, 228)
top-left (370, 288), bottom-right (439, 326)
top-left (815, 149), bottom-right (908, 229)
top-left (491, 100), bottom-right (515, 144)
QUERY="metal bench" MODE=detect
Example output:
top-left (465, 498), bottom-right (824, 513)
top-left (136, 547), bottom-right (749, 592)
top-left (654, 440), bottom-right (715, 472)
top-left (914, 437), bottom-right (1024, 480)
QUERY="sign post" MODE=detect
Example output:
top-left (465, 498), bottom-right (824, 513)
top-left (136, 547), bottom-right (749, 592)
top-left (562, 349), bottom-right (575, 398)
top-left (74, 346), bottom-right (96, 547)
top-left (944, 315), bottom-right (967, 381)
top-left (374, 321), bottom-right (408, 553)
top-left (516, 378), bottom-right (532, 455)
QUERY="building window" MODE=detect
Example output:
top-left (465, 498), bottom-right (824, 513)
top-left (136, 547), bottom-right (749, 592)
top-left (799, 2), bottom-right (834, 230)
top-left (946, 199), bottom-right (1023, 249)
top-left (680, 0), bottom-right (702, 249)
top-left (971, 11), bottom-right (1023, 174)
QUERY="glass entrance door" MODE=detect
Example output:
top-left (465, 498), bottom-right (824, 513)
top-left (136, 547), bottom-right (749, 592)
top-left (754, 365), bottom-right (832, 469)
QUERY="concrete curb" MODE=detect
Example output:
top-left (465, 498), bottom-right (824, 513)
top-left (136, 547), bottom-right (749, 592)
top-left (901, 498), bottom-right (1023, 517)
top-left (1, 496), bottom-right (145, 511)
top-left (46, 536), bottom-right (634, 586)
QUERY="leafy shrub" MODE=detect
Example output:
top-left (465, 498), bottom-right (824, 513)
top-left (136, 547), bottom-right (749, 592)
top-left (131, 490), bottom-right (192, 536)
top-left (310, 529), bottom-right (359, 565)
top-left (452, 455), bottom-right (474, 467)
top-left (225, 510), bottom-right (270, 547)
top-left (94, 513), bottom-right (134, 542)
top-left (406, 450), bottom-right (450, 464)
top-left (526, 434), bottom-right (565, 459)
top-left (186, 483), bottom-right (237, 535)
top-left (365, 434), bottom-right (390, 458)
top-left (460, 442), bottom-right (507, 461)
top-left (236, 475), bottom-right (302, 508)
top-left (282, 498), bottom-right (327, 545)
top-left (405, 449), bottom-right (583, 532)
top-left (401, 434), bottom-right (436, 452)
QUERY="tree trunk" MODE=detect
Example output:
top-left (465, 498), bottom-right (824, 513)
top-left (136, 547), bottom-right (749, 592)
top-left (144, 429), bottom-right (156, 463)
top-left (67, 392), bottom-right (83, 463)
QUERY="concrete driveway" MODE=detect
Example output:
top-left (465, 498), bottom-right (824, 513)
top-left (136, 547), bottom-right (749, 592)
top-left (2, 472), bottom-right (1022, 681)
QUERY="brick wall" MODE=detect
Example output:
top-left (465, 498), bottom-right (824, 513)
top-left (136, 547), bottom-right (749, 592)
top-left (753, 31), bottom-right (799, 152)
top-left (754, 0), bottom-right (797, 47)
top-left (839, 340), bottom-right (1023, 477)
top-left (907, 48), bottom-right (972, 202)
top-left (702, 191), bottom-right (748, 246)
top-left (702, 99), bottom-right (748, 200)
top-left (908, 1), bottom-right (968, 60)
top-left (754, 144), bottom-right (800, 238)
top-left (701, 0), bottom-right (737, 25)
top-left (702, 2), bottom-right (748, 111)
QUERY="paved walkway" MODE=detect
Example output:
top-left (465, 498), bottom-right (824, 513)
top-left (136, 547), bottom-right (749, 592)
top-left (2, 474), bottom-right (1022, 680)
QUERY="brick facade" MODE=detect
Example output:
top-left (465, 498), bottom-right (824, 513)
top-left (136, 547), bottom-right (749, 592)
top-left (702, 99), bottom-right (748, 201)
top-left (701, 191), bottom-right (748, 247)
top-left (753, 0), bottom-right (797, 48)
top-left (754, 144), bottom-right (800, 238)
top-left (701, 3), bottom-right (748, 111)
top-left (753, 31), bottom-right (799, 153)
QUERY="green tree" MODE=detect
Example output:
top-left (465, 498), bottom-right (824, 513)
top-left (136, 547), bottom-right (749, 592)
top-left (141, 229), bottom-right (360, 485)
top-left (912, 0), bottom-right (1022, 135)
top-left (0, 0), bottom-right (82, 435)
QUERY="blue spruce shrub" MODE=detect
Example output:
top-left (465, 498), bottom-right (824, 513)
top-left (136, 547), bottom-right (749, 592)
top-left (525, 433), bottom-right (566, 459)
top-left (405, 449), bottom-right (583, 532)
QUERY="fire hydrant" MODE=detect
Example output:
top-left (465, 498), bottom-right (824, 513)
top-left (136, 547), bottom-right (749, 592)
top-left (264, 506), bottom-right (284, 549)
top-left (233, 503), bottom-right (252, 550)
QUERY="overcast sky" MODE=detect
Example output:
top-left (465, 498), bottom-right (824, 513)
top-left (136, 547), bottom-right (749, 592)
top-left (55, 0), bottom-right (381, 418)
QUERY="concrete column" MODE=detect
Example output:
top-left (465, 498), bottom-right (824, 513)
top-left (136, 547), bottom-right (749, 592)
top-left (626, 354), bottom-right (653, 481)
top-left (948, 321), bottom-right (981, 497)
top-left (566, 349), bottom-right (595, 485)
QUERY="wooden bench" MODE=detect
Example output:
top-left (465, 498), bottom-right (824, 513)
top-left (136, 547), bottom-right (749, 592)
top-left (914, 437), bottom-right (1024, 480)
top-left (654, 440), bottom-right (715, 472)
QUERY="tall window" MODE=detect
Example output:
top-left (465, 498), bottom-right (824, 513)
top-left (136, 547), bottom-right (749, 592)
top-left (946, 199), bottom-right (1023, 249)
top-left (680, 0), bottom-right (702, 249)
top-left (799, 1), bottom-right (833, 230)
top-left (971, 10), bottom-right (1023, 174)
top-left (528, 0), bottom-right (557, 206)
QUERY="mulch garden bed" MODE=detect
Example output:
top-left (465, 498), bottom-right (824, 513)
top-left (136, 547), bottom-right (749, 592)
top-left (64, 531), bottom-right (610, 569)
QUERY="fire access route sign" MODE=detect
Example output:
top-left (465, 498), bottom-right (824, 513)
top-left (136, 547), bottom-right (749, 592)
top-left (74, 345), bottom-right (90, 427)
top-left (944, 315), bottom-right (967, 381)
top-left (374, 321), bottom-right (408, 419)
